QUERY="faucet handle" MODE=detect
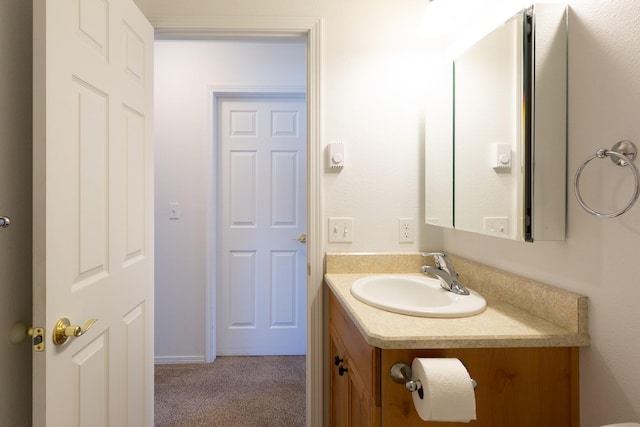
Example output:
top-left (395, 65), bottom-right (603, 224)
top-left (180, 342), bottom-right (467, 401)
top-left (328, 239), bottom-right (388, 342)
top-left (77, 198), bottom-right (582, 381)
top-left (421, 252), bottom-right (445, 265)
top-left (421, 251), bottom-right (445, 257)
top-left (421, 252), bottom-right (457, 275)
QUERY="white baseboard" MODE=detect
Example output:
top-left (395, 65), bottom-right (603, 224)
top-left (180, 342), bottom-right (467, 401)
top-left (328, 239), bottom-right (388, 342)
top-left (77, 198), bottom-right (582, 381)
top-left (154, 355), bottom-right (206, 364)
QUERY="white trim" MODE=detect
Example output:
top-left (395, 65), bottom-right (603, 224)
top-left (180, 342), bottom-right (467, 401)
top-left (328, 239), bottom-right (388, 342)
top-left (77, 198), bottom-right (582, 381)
top-left (153, 15), bottom-right (320, 39)
top-left (204, 86), bottom-right (217, 364)
top-left (205, 85), bottom-right (306, 363)
top-left (154, 355), bottom-right (206, 364)
top-left (151, 16), bottom-right (323, 427)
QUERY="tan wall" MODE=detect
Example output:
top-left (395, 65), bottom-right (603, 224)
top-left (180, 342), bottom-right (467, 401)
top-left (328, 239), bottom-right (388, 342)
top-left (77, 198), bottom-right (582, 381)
top-left (0, 0), bottom-right (33, 424)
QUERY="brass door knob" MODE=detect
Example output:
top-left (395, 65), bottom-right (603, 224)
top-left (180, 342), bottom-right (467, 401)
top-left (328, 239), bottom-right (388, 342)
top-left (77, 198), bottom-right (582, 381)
top-left (53, 317), bottom-right (98, 345)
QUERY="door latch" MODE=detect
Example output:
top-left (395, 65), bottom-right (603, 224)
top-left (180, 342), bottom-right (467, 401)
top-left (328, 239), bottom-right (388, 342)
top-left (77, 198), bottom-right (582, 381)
top-left (30, 327), bottom-right (45, 352)
top-left (9, 322), bottom-right (45, 352)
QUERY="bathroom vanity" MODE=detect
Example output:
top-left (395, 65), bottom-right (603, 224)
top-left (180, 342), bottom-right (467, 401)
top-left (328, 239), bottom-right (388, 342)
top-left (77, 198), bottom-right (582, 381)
top-left (325, 253), bottom-right (589, 427)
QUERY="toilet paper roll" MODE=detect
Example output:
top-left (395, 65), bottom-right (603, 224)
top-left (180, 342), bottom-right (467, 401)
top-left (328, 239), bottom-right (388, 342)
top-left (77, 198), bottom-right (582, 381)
top-left (411, 358), bottom-right (477, 422)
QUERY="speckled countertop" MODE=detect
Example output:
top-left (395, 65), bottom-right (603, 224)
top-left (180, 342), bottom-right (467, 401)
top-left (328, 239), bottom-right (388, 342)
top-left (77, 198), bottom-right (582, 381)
top-left (325, 252), bottom-right (590, 350)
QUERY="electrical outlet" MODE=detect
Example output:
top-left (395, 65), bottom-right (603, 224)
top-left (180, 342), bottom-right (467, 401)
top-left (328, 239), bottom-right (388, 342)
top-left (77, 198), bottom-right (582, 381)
top-left (328, 217), bottom-right (353, 243)
top-left (398, 218), bottom-right (415, 243)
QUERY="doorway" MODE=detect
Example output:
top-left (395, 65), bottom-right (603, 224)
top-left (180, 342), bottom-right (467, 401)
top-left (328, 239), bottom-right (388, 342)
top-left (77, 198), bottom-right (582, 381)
top-left (154, 39), bottom-right (307, 362)
top-left (153, 18), bottom-right (323, 425)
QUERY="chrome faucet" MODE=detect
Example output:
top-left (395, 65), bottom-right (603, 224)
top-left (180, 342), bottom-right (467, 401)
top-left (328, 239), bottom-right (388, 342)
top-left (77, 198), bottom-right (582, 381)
top-left (421, 252), bottom-right (470, 295)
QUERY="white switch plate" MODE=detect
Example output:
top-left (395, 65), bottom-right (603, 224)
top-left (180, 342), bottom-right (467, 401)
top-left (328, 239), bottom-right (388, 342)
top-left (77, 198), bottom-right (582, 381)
top-left (491, 143), bottom-right (512, 170)
top-left (398, 218), bottom-right (415, 243)
top-left (484, 217), bottom-right (509, 236)
top-left (328, 217), bottom-right (353, 243)
top-left (169, 202), bottom-right (181, 220)
top-left (328, 142), bottom-right (345, 168)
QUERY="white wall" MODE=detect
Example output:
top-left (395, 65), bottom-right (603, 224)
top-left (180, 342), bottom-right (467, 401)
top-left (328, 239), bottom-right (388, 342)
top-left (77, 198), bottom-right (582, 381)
top-left (154, 40), bottom-right (306, 361)
top-left (146, 0), bottom-right (640, 425)
top-left (0, 0), bottom-right (33, 424)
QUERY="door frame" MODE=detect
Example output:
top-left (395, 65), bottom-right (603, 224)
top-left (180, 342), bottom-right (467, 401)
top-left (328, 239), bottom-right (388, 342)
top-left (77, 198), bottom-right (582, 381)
top-left (208, 87), bottom-right (307, 358)
top-left (152, 16), bottom-right (323, 427)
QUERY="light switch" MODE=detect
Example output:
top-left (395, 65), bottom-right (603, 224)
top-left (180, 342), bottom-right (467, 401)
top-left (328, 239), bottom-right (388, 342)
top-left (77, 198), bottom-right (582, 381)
top-left (328, 142), bottom-right (345, 169)
top-left (169, 203), bottom-right (181, 220)
top-left (491, 143), bottom-right (511, 171)
top-left (484, 217), bottom-right (509, 236)
top-left (328, 217), bottom-right (353, 242)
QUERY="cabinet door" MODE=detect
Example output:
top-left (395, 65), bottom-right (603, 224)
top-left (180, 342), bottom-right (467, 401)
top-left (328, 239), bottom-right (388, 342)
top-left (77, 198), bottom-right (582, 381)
top-left (348, 362), bottom-right (380, 427)
top-left (330, 329), bottom-right (349, 427)
top-left (380, 347), bottom-right (579, 427)
top-left (330, 327), bottom-right (380, 427)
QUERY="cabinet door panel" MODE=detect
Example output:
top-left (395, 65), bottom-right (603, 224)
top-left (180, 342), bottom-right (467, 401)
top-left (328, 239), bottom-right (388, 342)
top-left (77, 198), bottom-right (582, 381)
top-left (329, 328), bottom-right (349, 427)
top-left (348, 361), bottom-right (381, 427)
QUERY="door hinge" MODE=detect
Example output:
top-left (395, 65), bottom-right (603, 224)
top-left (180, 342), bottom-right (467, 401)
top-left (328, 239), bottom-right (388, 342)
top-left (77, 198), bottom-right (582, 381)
top-left (29, 327), bottom-right (45, 352)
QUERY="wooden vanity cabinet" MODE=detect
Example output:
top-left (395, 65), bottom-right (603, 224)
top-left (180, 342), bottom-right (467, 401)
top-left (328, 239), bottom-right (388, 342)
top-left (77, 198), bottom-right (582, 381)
top-left (328, 290), bottom-right (580, 427)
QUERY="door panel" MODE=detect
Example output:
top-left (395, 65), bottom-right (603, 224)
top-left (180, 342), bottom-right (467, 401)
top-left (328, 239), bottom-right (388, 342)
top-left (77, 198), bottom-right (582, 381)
top-left (124, 106), bottom-right (147, 263)
top-left (73, 79), bottom-right (109, 286)
top-left (271, 251), bottom-right (298, 326)
top-left (73, 335), bottom-right (108, 426)
top-left (218, 95), bottom-right (306, 356)
top-left (32, 0), bottom-right (154, 425)
top-left (229, 251), bottom-right (257, 326)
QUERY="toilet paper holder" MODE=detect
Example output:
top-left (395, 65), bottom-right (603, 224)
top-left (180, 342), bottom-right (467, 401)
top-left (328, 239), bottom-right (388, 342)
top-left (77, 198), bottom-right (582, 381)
top-left (390, 362), bottom-right (477, 399)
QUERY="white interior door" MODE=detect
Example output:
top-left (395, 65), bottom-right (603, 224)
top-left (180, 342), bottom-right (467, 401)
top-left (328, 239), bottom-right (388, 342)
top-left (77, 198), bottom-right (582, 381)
top-left (32, 0), bottom-right (154, 425)
top-left (217, 94), bottom-right (306, 356)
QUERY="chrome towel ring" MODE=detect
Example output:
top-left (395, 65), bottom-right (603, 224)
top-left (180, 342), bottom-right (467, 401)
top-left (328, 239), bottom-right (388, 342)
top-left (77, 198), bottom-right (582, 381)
top-left (574, 140), bottom-right (639, 218)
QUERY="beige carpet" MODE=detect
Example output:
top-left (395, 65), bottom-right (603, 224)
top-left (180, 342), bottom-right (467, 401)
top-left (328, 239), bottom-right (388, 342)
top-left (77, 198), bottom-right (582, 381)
top-left (155, 356), bottom-right (306, 426)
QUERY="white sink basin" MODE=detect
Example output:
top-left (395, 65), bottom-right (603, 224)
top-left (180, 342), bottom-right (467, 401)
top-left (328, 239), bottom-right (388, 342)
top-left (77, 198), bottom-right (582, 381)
top-left (350, 275), bottom-right (486, 318)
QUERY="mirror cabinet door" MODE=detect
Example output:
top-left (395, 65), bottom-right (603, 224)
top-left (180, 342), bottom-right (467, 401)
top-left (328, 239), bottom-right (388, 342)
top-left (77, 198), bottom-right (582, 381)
top-left (424, 4), bottom-right (567, 242)
top-left (454, 11), bottom-right (526, 240)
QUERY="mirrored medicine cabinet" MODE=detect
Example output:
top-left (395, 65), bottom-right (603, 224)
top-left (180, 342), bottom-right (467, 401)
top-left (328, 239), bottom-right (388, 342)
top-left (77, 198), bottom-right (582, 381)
top-left (425, 4), bottom-right (568, 241)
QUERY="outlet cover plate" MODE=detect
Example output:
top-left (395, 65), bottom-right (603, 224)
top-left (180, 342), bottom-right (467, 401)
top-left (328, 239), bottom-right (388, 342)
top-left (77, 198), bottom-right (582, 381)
top-left (398, 218), bottom-right (415, 243)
